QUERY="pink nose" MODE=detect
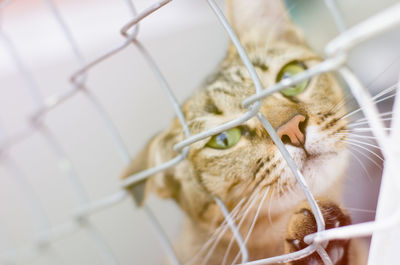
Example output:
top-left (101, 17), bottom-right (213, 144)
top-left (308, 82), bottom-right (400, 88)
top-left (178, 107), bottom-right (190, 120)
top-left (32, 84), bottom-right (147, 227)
top-left (277, 114), bottom-right (306, 146)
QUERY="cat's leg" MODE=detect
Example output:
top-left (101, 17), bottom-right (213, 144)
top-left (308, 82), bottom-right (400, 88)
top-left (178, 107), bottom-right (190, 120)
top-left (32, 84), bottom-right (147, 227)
top-left (284, 200), bottom-right (358, 265)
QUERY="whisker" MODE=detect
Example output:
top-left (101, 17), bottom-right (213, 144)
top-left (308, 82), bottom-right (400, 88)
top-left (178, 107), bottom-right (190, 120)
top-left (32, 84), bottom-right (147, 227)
top-left (347, 148), bottom-right (373, 181)
top-left (351, 145), bottom-right (383, 170)
top-left (197, 189), bottom-right (261, 265)
top-left (371, 83), bottom-right (397, 100)
top-left (372, 92), bottom-right (396, 104)
top-left (336, 132), bottom-right (377, 141)
top-left (329, 80), bottom-right (387, 114)
top-left (230, 186), bottom-right (271, 265)
top-left (345, 138), bottom-right (382, 150)
top-left (338, 138), bottom-right (382, 173)
top-left (345, 141), bottom-right (384, 162)
top-left (217, 193), bottom-right (258, 264)
top-left (186, 197), bottom-right (247, 265)
top-left (288, 181), bottom-right (297, 197)
top-left (340, 84), bottom-right (397, 120)
top-left (349, 111), bottom-right (393, 124)
top-left (219, 190), bottom-right (262, 265)
top-left (341, 95), bottom-right (393, 120)
top-left (341, 128), bottom-right (392, 133)
top-left (267, 188), bottom-right (275, 225)
top-left (344, 206), bottom-right (376, 214)
top-left (348, 117), bottom-right (392, 128)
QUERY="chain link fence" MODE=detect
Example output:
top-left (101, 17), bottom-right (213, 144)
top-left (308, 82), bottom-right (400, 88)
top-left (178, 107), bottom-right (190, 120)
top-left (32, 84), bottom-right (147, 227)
top-left (0, 0), bottom-right (399, 264)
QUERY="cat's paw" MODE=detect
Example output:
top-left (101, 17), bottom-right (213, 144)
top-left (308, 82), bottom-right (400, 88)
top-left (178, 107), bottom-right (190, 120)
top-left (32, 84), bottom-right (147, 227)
top-left (284, 200), bottom-right (351, 265)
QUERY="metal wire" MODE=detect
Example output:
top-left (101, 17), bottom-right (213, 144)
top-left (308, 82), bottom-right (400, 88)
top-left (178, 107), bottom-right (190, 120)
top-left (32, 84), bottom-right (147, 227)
top-left (323, 0), bottom-right (346, 33)
top-left (0, 0), bottom-right (400, 264)
top-left (0, 154), bottom-right (65, 265)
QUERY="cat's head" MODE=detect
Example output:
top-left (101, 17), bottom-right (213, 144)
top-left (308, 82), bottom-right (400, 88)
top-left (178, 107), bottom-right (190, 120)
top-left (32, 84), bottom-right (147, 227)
top-left (122, 0), bottom-right (348, 227)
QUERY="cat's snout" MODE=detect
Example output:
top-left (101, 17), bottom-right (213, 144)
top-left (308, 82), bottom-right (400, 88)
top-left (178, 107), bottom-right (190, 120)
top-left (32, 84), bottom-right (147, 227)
top-left (277, 114), bottom-right (306, 147)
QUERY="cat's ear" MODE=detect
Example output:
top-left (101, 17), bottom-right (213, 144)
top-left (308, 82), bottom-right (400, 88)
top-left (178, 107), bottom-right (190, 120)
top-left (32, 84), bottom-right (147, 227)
top-left (225, 0), bottom-right (305, 45)
top-left (120, 126), bottom-right (181, 205)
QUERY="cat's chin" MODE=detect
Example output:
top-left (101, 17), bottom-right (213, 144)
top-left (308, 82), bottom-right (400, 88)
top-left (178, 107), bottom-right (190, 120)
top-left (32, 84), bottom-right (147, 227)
top-left (263, 146), bottom-right (348, 218)
top-left (302, 150), bottom-right (348, 181)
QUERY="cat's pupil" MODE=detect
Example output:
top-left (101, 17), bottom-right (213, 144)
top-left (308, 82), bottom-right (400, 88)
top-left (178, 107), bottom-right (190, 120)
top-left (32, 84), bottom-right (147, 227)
top-left (217, 133), bottom-right (229, 147)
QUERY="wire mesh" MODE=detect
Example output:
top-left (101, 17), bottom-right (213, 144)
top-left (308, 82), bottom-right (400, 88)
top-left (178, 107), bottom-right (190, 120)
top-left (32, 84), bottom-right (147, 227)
top-left (0, 0), bottom-right (399, 264)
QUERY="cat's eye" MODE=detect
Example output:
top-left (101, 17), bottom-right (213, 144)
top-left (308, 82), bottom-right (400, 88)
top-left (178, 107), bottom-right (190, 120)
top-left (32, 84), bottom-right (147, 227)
top-left (277, 62), bottom-right (309, 97)
top-left (206, 127), bottom-right (241, 149)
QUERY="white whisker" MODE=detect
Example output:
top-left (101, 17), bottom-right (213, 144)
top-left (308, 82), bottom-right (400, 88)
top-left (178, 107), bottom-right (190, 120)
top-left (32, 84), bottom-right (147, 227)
top-left (336, 132), bottom-right (377, 142)
top-left (186, 198), bottom-right (246, 265)
top-left (345, 138), bottom-right (382, 150)
top-left (230, 186), bottom-right (271, 265)
top-left (342, 128), bottom-right (392, 133)
top-left (345, 206), bottom-right (376, 214)
top-left (351, 145), bottom-right (383, 170)
top-left (349, 111), bottom-right (393, 124)
top-left (220, 191), bottom-right (262, 265)
top-left (340, 84), bottom-right (397, 120)
top-left (373, 92), bottom-right (396, 104)
top-left (371, 83), bottom-right (397, 100)
top-left (338, 138), bottom-right (382, 174)
top-left (346, 140), bottom-right (383, 161)
top-left (267, 188), bottom-right (275, 225)
top-left (217, 195), bottom-right (256, 265)
top-left (348, 117), bottom-right (392, 128)
top-left (347, 148), bottom-right (373, 181)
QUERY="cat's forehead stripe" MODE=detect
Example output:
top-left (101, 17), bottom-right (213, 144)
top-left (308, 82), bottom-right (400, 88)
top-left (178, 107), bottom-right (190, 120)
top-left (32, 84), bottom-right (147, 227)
top-left (204, 94), bottom-right (223, 115)
top-left (209, 86), bottom-right (236, 97)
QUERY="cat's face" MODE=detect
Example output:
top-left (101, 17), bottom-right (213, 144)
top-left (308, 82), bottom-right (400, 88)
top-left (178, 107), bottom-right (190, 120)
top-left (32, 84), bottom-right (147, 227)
top-left (122, 0), bottom-right (349, 228)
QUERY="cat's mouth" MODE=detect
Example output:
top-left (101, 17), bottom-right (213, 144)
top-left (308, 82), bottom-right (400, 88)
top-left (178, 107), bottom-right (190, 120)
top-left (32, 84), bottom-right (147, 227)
top-left (259, 144), bottom-right (344, 195)
top-left (300, 145), bottom-right (312, 158)
top-left (269, 147), bottom-right (346, 200)
top-left (299, 144), bottom-right (336, 160)
top-left (286, 144), bottom-right (340, 176)
top-left (304, 151), bottom-right (325, 161)
top-left (303, 150), bottom-right (338, 166)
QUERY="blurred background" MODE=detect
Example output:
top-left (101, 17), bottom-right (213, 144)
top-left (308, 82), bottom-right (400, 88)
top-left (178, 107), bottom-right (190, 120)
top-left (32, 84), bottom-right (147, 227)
top-left (0, 0), bottom-right (399, 264)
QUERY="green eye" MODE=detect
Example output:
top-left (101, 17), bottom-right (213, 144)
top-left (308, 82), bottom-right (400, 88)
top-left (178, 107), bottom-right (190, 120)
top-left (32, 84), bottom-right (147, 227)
top-left (277, 62), bottom-right (309, 97)
top-left (206, 127), bottom-right (241, 149)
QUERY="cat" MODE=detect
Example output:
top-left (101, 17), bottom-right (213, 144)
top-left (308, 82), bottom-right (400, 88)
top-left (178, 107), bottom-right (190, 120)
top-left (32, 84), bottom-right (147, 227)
top-left (121, 0), bottom-right (367, 264)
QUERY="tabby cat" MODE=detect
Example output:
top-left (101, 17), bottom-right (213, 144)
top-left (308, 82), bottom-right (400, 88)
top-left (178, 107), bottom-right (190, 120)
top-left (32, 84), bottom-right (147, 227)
top-left (121, 0), bottom-right (367, 264)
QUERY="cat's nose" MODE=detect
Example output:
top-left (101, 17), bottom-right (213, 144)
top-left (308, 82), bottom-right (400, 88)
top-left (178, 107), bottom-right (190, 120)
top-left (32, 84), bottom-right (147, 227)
top-left (277, 114), bottom-right (306, 147)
